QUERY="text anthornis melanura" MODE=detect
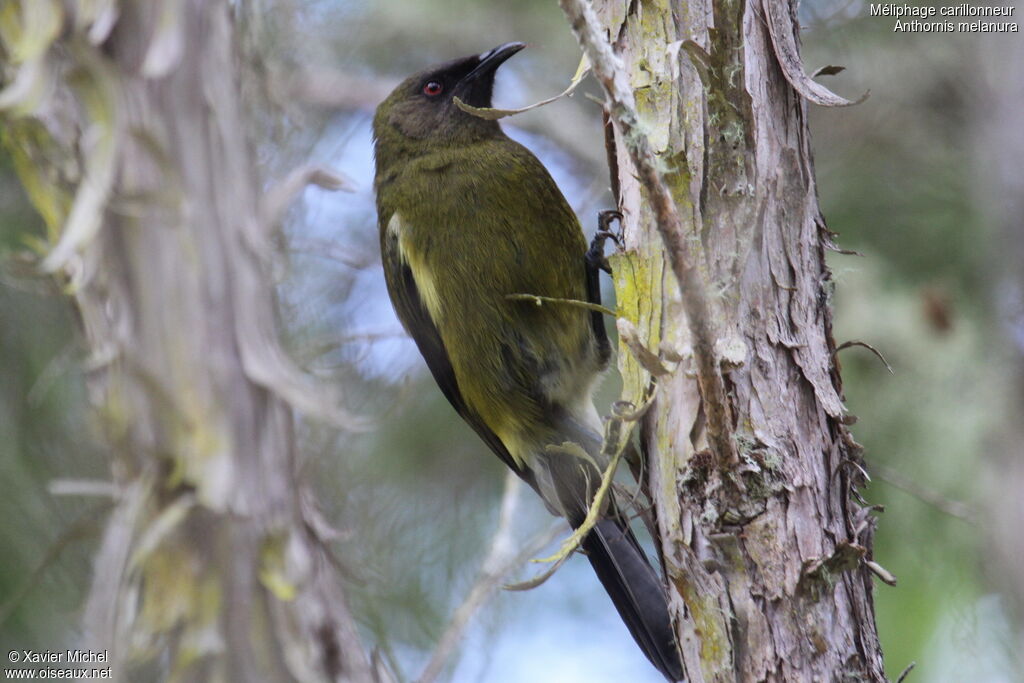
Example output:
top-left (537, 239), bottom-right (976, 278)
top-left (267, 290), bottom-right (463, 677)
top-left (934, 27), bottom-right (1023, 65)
top-left (373, 43), bottom-right (684, 681)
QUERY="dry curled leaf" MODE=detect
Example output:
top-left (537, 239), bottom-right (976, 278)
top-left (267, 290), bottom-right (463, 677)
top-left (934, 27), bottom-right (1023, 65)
top-left (454, 54), bottom-right (590, 120)
top-left (812, 65), bottom-right (846, 77)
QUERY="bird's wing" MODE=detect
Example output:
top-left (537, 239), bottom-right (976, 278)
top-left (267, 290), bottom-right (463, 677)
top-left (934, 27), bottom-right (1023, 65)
top-left (380, 211), bottom-right (533, 483)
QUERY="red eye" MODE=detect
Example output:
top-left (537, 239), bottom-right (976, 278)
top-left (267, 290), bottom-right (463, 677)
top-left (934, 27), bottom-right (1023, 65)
top-left (423, 81), bottom-right (443, 96)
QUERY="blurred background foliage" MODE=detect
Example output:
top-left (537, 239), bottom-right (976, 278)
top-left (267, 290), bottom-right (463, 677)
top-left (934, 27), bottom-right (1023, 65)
top-left (1, 0), bottom-right (1021, 681)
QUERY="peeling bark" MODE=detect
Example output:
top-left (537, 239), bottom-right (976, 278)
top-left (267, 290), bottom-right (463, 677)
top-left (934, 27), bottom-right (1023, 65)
top-left (577, 0), bottom-right (886, 680)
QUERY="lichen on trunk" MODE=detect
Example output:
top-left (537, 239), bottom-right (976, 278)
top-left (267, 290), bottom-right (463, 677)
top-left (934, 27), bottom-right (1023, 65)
top-left (576, 0), bottom-right (887, 679)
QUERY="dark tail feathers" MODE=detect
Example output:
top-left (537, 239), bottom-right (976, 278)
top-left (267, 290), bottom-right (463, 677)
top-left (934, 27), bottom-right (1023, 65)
top-left (581, 518), bottom-right (685, 682)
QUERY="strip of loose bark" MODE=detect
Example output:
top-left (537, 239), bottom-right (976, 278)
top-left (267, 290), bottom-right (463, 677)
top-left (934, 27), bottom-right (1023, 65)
top-left (761, 0), bottom-right (868, 106)
top-left (558, 0), bottom-right (738, 468)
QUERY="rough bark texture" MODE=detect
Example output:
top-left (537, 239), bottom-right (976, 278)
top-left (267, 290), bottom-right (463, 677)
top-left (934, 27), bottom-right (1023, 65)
top-left (0, 2), bottom-right (376, 681)
top-left (583, 1), bottom-right (886, 680)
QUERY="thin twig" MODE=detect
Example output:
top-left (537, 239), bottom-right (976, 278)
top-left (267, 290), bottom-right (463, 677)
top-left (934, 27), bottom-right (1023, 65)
top-left (505, 396), bottom-right (651, 591)
top-left (0, 502), bottom-right (111, 627)
top-left (559, 0), bottom-right (738, 468)
top-left (870, 462), bottom-right (976, 523)
top-left (835, 339), bottom-right (894, 375)
top-left (537, 420), bottom-right (627, 566)
top-left (417, 474), bottom-right (563, 683)
top-left (506, 293), bottom-right (615, 317)
top-left (48, 479), bottom-right (120, 498)
top-left (895, 661), bottom-right (916, 683)
top-left (259, 164), bottom-right (354, 238)
top-left (865, 560), bottom-right (898, 586)
top-left (289, 238), bottom-right (376, 269)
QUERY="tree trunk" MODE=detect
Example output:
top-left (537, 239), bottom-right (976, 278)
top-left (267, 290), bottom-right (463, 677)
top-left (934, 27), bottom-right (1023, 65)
top-left (0, 2), bottom-right (375, 681)
top-left (563, 1), bottom-right (886, 680)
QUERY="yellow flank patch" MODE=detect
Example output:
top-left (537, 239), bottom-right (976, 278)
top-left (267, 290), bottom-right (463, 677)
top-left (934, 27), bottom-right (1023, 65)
top-left (385, 211), bottom-right (403, 242)
top-left (389, 212), bottom-right (444, 324)
top-left (496, 426), bottom-right (532, 470)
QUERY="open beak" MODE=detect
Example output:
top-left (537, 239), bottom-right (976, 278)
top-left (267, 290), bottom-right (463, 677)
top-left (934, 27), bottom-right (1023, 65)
top-left (456, 42), bottom-right (525, 107)
top-left (464, 42), bottom-right (526, 83)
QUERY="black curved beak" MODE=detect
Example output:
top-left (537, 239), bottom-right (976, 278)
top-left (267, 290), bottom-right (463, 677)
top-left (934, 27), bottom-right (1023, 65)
top-left (456, 42), bottom-right (526, 107)
top-left (464, 42), bottom-right (526, 83)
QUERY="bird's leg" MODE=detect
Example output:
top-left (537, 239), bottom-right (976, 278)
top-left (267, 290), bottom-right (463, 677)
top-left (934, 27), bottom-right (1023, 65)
top-left (586, 209), bottom-right (623, 276)
top-left (586, 210), bottom-right (622, 365)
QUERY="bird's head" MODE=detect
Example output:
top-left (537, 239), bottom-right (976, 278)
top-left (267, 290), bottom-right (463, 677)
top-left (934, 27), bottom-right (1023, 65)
top-left (373, 42), bottom-right (525, 148)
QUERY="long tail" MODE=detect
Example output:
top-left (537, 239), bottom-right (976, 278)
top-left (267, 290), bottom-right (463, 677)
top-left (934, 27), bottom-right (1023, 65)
top-left (580, 517), bottom-right (685, 682)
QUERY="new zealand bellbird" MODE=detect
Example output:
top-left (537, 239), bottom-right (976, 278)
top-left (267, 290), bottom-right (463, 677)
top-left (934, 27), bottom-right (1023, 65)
top-left (373, 43), bottom-right (684, 681)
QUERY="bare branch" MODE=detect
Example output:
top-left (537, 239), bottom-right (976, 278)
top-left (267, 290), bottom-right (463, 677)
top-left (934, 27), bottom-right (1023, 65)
top-left (506, 292), bottom-right (615, 317)
top-left (896, 662), bottom-right (917, 683)
top-left (417, 474), bottom-right (563, 683)
top-left (865, 560), bottom-right (898, 587)
top-left (289, 238), bottom-right (376, 269)
top-left (47, 479), bottom-right (119, 498)
top-left (558, 0), bottom-right (738, 468)
top-left (505, 396), bottom-right (650, 591)
top-left (0, 502), bottom-right (109, 628)
top-left (870, 462), bottom-right (977, 523)
top-left (836, 339), bottom-right (895, 375)
top-left (260, 164), bottom-right (355, 237)
top-left (275, 68), bottom-right (396, 111)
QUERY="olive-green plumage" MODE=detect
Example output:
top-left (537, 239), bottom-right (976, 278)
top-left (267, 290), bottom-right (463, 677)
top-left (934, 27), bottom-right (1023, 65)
top-left (377, 123), bottom-right (601, 469)
top-left (373, 43), bottom-right (684, 682)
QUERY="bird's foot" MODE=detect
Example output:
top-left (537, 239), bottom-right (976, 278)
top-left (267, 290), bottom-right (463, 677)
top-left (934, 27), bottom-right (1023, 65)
top-left (588, 210), bottom-right (623, 275)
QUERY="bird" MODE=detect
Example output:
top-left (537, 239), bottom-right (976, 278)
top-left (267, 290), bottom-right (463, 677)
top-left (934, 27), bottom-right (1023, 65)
top-left (372, 42), bottom-right (684, 682)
